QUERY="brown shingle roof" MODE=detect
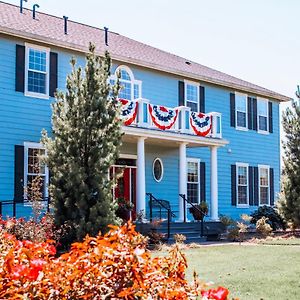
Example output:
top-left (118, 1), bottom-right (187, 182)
top-left (0, 1), bottom-right (291, 102)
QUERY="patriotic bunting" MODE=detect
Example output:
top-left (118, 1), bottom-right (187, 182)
top-left (190, 112), bottom-right (212, 137)
top-left (119, 99), bottom-right (138, 126)
top-left (148, 104), bottom-right (179, 130)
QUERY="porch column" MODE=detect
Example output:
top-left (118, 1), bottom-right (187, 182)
top-left (136, 137), bottom-right (146, 216)
top-left (179, 142), bottom-right (187, 222)
top-left (210, 146), bottom-right (219, 220)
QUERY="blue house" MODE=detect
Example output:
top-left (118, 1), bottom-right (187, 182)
top-left (0, 1), bottom-right (291, 224)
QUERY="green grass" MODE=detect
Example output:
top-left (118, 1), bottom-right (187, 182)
top-left (257, 238), bottom-right (300, 246)
top-left (154, 244), bottom-right (300, 300)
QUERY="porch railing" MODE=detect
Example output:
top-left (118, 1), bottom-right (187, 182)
top-left (146, 193), bottom-right (176, 240)
top-left (122, 98), bottom-right (222, 139)
top-left (179, 194), bottom-right (205, 237)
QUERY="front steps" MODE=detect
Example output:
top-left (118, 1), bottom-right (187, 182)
top-left (135, 221), bottom-right (225, 244)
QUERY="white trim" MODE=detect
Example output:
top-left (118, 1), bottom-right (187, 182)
top-left (23, 142), bottom-right (49, 200)
top-left (119, 154), bottom-right (138, 160)
top-left (236, 162), bottom-right (249, 207)
top-left (258, 164), bottom-right (270, 206)
top-left (235, 92), bottom-right (248, 131)
top-left (257, 97), bottom-right (269, 135)
top-left (152, 157), bottom-right (164, 182)
top-left (186, 157), bottom-right (201, 205)
top-left (184, 80), bottom-right (199, 112)
top-left (24, 43), bottom-right (50, 99)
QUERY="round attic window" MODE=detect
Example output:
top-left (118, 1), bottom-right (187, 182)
top-left (153, 158), bottom-right (163, 182)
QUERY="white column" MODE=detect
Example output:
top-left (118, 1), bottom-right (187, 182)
top-left (136, 137), bottom-right (146, 216)
top-left (210, 146), bottom-right (219, 220)
top-left (179, 142), bottom-right (187, 222)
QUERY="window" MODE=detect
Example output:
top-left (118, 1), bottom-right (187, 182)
top-left (235, 93), bottom-right (247, 130)
top-left (185, 82), bottom-right (199, 112)
top-left (112, 66), bottom-right (142, 101)
top-left (187, 159), bottom-right (200, 204)
top-left (258, 98), bottom-right (269, 133)
top-left (153, 158), bottom-right (163, 182)
top-left (236, 163), bottom-right (248, 206)
top-left (24, 142), bottom-right (49, 200)
top-left (25, 43), bottom-right (50, 98)
top-left (259, 165), bottom-right (269, 205)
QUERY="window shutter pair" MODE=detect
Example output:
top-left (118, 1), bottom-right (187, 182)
top-left (231, 164), bottom-right (275, 206)
top-left (15, 44), bottom-right (58, 97)
top-left (178, 81), bottom-right (205, 112)
top-left (230, 93), bottom-right (273, 133)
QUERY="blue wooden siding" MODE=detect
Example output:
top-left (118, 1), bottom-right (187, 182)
top-left (0, 35), bottom-right (281, 220)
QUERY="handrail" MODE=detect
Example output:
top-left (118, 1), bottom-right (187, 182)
top-left (146, 193), bottom-right (175, 240)
top-left (179, 193), bottom-right (205, 237)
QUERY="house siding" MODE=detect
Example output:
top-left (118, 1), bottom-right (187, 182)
top-left (0, 35), bottom-right (281, 221)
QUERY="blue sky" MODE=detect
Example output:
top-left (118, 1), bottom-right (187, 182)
top-left (5, 0), bottom-right (298, 103)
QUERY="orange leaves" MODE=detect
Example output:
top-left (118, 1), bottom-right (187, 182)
top-left (0, 221), bottom-right (231, 299)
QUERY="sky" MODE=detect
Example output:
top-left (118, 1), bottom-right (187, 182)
top-left (4, 0), bottom-right (298, 108)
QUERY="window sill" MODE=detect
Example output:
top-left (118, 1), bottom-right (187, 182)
top-left (257, 130), bottom-right (269, 135)
top-left (25, 91), bottom-right (50, 100)
top-left (237, 204), bottom-right (249, 208)
top-left (236, 126), bottom-right (248, 132)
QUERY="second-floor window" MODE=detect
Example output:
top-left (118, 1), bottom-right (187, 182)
top-left (185, 82), bottom-right (199, 112)
top-left (237, 163), bottom-right (248, 206)
top-left (113, 66), bottom-right (142, 101)
top-left (235, 93), bottom-right (247, 130)
top-left (258, 98), bottom-right (269, 133)
top-left (25, 44), bottom-right (50, 98)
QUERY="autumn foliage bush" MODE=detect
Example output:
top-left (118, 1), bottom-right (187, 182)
top-left (0, 221), bottom-right (231, 299)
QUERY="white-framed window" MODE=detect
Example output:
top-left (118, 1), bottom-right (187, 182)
top-left (24, 142), bottom-right (49, 200)
top-left (259, 165), bottom-right (270, 205)
top-left (111, 65), bottom-right (142, 101)
top-left (257, 98), bottom-right (269, 133)
top-left (152, 158), bottom-right (164, 182)
top-left (235, 92), bottom-right (248, 130)
top-left (187, 158), bottom-right (200, 204)
top-left (184, 81), bottom-right (199, 112)
top-left (236, 163), bottom-right (249, 207)
top-left (24, 43), bottom-right (50, 99)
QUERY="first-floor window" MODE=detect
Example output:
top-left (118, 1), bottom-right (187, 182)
top-left (236, 163), bottom-right (248, 206)
top-left (187, 159), bottom-right (200, 204)
top-left (24, 143), bottom-right (49, 200)
top-left (259, 166), bottom-right (269, 205)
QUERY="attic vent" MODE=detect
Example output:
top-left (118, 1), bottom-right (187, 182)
top-left (32, 4), bottom-right (39, 19)
top-left (185, 61), bottom-right (191, 66)
top-left (20, 0), bottom-right (27, 13)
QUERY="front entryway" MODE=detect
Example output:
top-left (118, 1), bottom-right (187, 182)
top-left (111, 158), bottom-right (137, 219)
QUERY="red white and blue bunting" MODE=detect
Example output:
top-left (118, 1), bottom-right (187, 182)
top-left (119, 99), bottom-right (138, 126)
top-left (190, 112), bottom-right (212, 137)
top-left (148, 104), bottom-right (179, 130)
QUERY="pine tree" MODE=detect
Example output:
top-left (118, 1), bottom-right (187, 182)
top-left (280, 89), bottom-right (300, 228)
top-left (42, 44), bottom-right (122, 241)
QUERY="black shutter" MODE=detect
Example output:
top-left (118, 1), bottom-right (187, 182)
top-left (49, 52), bottom-right (58, 97)
top-left (253, 98), bottom-right (258, 131)
top-left (248, 97), bottom-right (253, 130)
top-left (253, 167), bottom-right (259, 205)
top-left (230, 93), bottom-right (235, 127)
top-left (199, 86), bottom-right (205, 113)
top-left (15, 45), bottom-right (25, 92)
top-left (178, 81), bottom-right (185, 106)
top-left (200, 162), bottom-right (206, 202)
top-left (231, 165), bottom-right (237, 206)
top-left (248, 166), bottom-right (254, 205)
top-left (270, 168), bottom-right (274, 206)
top-left (14, 145), bottom-right (24, 202)
top-left (268, 102), bottom-right (273, 133)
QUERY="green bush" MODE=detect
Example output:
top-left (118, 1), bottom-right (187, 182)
top-left (250, 206), bottom-right (286, 230)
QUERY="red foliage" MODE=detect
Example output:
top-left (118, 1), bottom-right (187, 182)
top-left (0, 221), bottom-right (232, 299)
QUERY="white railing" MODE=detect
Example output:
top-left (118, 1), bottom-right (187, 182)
top-left (127, 98), bottom-right (222, 139)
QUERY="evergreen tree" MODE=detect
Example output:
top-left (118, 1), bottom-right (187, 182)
top-left (280, 88), bottom-right (300, 228)
top-left (42, 44), bottom-right (122, 240)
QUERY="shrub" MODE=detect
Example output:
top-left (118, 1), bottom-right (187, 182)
top-left (250, 205), bottom-right (286, 230)
top-left (0, 222), bottom-right (231, 299)
top-left (174, 233), bottom-right (187, 244)
top-left (256, 217), bottom-right (273, 237)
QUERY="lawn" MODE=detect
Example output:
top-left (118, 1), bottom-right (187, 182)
top-left (154, 243), bottom-right (300, 300)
